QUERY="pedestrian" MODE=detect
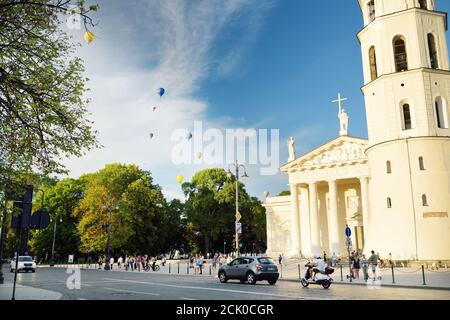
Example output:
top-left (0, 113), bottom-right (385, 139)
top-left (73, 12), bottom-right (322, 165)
top-left (194, 255), bottom-right (200, 275)
top-left (87, 255), bottom-right (92, 269)
top-left (353, 254), bottom-right (361, 279)
top-left (98, 255), bottom-right (103, 270)
top-left (323, 251), bottom-right (327, 264)
top-left (388, 253), bottom-right (394, 267)
top-left (118, 256), bottom-right (123, 270)
top-left (109, 256), bottom-right (115, 270)
top-left (368, 250), bottom-right (378, 280)
top-left (278, 254), bottom-right (282, 265)
top-left (361, 254), bottom-right (369, 281)
top-left (162, 256), bottom-right (166, 267)
top-left (136, 255), bottom-right (141, 272)
top-left (331, 252), bottom-right (337, 267)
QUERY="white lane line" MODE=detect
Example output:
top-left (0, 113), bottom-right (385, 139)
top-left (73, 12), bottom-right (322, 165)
top-left (104, 278), bottom-right (311, 300)
top-left (77, 298), bottom-right (88, 300)
top-left (180, 297), bottom-right (196, 300)
top-left (103, 287), bottom-right (161, 296)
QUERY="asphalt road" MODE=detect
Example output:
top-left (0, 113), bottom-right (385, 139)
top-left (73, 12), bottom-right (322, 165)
top-left (2, 268), bottom-right (450, 300)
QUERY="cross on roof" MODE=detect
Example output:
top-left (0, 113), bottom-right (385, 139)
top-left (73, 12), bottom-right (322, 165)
top-left (332, 92), bottom-right (348, 114)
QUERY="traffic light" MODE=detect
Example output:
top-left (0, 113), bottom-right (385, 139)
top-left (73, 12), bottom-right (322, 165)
top-left (239, 243), bottom-right (244, 248)
top-left (11, 185), bottom-right (33, 230)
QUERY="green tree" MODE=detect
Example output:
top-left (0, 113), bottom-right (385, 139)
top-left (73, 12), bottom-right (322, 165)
top-left (182, 168), bottom-right (267, 254)
top-left (29, 178), bottom-right (83, 262)
top-left (0, 0), bottom-right (100, 175)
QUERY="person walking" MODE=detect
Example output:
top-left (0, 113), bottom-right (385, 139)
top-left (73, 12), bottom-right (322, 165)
top-left (98, 255), bottom-right (103, 270)
top-left (368, 250), bottom-right (378, 280)
top-left (109, 256), bottom-right (115, 270)
top-left (361, 254), bottom-right (369, 281)
top-left (353, 254), bottom-right (361, 280)
top-left (331, 253), bottom-right (337, 267)
top-left (118, 256), bottom-right (123, 270)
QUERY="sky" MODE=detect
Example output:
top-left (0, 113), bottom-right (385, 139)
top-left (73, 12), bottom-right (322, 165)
top-left (63, 0), bottom-right (450, 201)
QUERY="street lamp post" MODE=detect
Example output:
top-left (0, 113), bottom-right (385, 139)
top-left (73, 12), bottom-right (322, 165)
top-left (223, 241), bottom-right (226, 254)
top-left (0, 195), bottom-right (8, 284)
top-left (227, 160), bottom-right (249, 257)
top-left (50, 216), bottom-right (62, 267)
top-left (103, 204), bottom-right (118, 271)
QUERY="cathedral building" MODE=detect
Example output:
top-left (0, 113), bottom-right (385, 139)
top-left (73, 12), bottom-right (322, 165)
top-left (263, 0), bottom-right (450, 261)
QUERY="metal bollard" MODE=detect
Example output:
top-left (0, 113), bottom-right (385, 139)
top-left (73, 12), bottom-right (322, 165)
top-left (209, 265), bottom-right (212, 276)
top-left (169, 263), bottom-right (171, 274)
top-left (391, 265), bottom-right (395, 284)
top-left (298, 264), bottom-right (301, 280)
top-left (340, 264), bottom-right (343, 282)
top-left (422, 265), bottom-right (426, 285)
top-left (178, 263), bottom-right (180, 274)
top-left (280, 264), bottom-right (283, 279)
top-left (187, 263), bottom-right (189, 274)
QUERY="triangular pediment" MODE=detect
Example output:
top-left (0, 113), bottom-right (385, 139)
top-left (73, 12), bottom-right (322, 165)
top-left (281, 136), bottom-right (368, 171)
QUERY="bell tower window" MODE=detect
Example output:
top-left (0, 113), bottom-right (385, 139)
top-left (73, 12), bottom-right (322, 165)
top-left (427, 33), bottom-right (439, 69)
top-left (435, 97), bottom-right (449, 129)
top-left (419, 0), bottom-right (428, 10)
top-left (369, 46), bottom-right (378, 80)
top-left (368, 1), bottom-right (376, 23)
top-left (393, 36), bottom-right (408, 72)
top-left (402, 104), bottom-right (413, 130)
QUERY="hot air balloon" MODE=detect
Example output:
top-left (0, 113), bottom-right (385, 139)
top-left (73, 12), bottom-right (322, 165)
top-left (84, 31), bottom-right (95, 44)
top-left (176, 175), bottom-right (184, 184)
top-left (149, 133), bottom-right (154, 139)
top-left (158, 88), bottom-right (165, 98)
top-left (196, 152), bottom-right (203, 159)
top-left (186, 132), bottom-right (193, 141)
top-left (152, 106), bottom-right (157, 112)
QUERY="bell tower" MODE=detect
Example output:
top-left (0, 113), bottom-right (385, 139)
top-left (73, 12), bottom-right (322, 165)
top-left (357, 0), bottom-right (450, 260)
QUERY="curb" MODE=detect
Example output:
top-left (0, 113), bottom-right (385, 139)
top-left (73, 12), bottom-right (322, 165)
top-left (277, 277), bottom-right (450, 291)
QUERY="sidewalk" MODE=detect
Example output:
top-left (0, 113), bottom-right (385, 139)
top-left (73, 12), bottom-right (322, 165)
top-left (43, 259), bottom-right (450, 290)
top-left (0, 282), bottom-right (62, 300)
top-left (277, 261), bottom-right (450, 291)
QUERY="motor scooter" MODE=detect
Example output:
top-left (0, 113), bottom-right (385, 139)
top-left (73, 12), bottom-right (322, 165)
top-left (300, 262), bottom-right (334, 289)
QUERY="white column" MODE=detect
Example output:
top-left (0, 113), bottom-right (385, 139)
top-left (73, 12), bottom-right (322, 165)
top-left (327, 180), bottom-right (340, 255)
top-left (265, 209), bottom-right (273, 255)
top-left (299, 186), bottom-right (311, 257)
top-left (359, 176), bottom-right (370, 247)
top-left (308, 182), bottom-right (320, 255)
top-left (289, 184), bottom-right (301, 257)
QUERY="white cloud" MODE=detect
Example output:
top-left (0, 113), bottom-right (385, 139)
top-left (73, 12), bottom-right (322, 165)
top-left (63, 0), bottom-right (279, 200)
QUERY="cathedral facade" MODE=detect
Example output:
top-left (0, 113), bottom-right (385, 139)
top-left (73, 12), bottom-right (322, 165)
top-left (264, 0), bottom-right (450, 261)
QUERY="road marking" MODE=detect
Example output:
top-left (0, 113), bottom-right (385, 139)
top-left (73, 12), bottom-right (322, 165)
top-left (180, 297), bottom-right (196, 300)
top-left (103, 287), bottom-right (161, 296)
top-left (104, 278), bottom-right (310, 300)
top-left (77, 298), bottom-right (88, 300)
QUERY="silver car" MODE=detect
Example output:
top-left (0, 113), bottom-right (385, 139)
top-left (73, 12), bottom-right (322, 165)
top-left (218, 256), bottom-right (279, 285)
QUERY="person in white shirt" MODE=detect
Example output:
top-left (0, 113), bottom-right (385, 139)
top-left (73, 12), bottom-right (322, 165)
top-left (109, 257), bottom-right (115, 270)
top-left (118, 256), bottom-right (123, 270)
top-left (313, 256), bottom-right (326, 278)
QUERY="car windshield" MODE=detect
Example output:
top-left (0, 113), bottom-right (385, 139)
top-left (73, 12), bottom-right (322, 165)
top-left (19, 257), bottom-right (33, 262)
top-left (257, 258), bottom-right (275, 265)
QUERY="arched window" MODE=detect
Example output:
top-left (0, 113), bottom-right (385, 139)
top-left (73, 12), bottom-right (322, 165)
top-left (402, 104), bottom-right (413, 130)
top-left (419, 157), bottom-right (425, 170)
top-left (386, 161), bottom-right (392, 174)
top-left (393, 36), bottom-right (408, 72)
top-left (419, 0), bottom-right (428, 10)
top-left (427, 33), bottom-right (439, 69)
top-left (387, 197), bottom-right (392, 208)
top-left (435, 97), bottom-right (449, 129)
top-left (422, 194), bottom-right (428, 206)
top-left (368, 0), bottom-right (376, 22)
top-left (369, 46), bottom-right (378, 80)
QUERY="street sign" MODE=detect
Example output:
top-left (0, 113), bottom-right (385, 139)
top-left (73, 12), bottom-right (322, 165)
top-left (345, 226), bottom-right (351, 237)
top-left (29, 209), bottom-right (50, 230)
top-left (235, 222), bottom-right (242, 234)
top-left (235, 212), bottom-right (241, 221)
top-left (68, 255), bottom-right (74, 263)
top-left (345, 237), bottom-right (352, 248)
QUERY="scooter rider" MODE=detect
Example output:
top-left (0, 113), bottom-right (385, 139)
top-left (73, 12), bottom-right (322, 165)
top-left (313, 256), bottom-right (326, 279)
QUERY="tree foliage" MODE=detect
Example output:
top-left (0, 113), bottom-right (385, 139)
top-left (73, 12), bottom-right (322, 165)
top-left (0, 0), bottom-right (100, 175)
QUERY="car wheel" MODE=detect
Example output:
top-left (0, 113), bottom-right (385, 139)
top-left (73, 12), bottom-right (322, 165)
top-left (32, 269), bottom-right (36, 273)
top-left (300, 278), bottom-right (309, 288)
top-left (219, 271), bottom-right (228, 283)
top-left (246, 272), bottom-right (256, 285)
top-left (268, 279), bottom-right (277, 285)
top-left (322, 280), bottom-right (331, 289)
top-left (10, 269), bottom-right (13, 273)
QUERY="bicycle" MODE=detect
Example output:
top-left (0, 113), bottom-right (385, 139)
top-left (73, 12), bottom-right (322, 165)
top-left (144, 264), bottom-right (160, 272)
